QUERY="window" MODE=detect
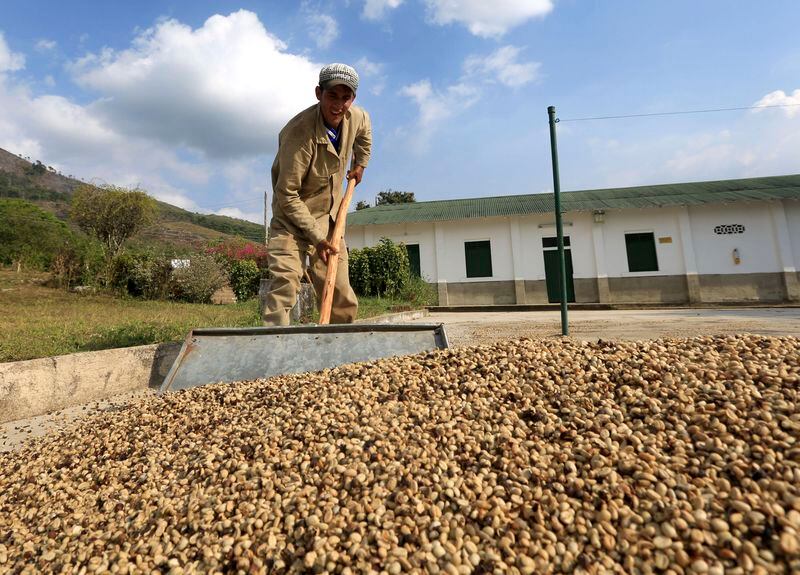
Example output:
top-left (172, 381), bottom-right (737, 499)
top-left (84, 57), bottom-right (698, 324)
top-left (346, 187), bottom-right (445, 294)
top-left (625, 232), bottom-right (659, 272)
top-left (542, 236), bottom-right (571, 249)
top-left (465, 240), bottom-right (492, 278)
top-left (405, 244), bottom-right (421, 277)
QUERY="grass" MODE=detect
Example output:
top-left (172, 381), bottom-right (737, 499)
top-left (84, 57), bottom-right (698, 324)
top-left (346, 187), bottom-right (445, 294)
top-left (0, 270), bottom-right (430, 362)
top-left (0, 270), bottom-right (261, 362)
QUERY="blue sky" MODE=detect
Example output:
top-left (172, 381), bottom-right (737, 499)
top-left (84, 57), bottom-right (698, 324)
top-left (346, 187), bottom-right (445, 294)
top-left (1, 1), bottom-right (798, 223)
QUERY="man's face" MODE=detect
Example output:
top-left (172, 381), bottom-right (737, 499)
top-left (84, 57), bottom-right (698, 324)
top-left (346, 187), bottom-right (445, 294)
top-left (316, 84), bottom-right (355, 128)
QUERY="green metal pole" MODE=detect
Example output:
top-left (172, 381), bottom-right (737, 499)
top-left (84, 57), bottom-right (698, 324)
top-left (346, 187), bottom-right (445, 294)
top-left (548, 106), bottom-right (569, 336)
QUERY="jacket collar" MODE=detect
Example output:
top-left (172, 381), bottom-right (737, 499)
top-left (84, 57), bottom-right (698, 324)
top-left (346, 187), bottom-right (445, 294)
top-left (315, 104), bottom-right (350, 158)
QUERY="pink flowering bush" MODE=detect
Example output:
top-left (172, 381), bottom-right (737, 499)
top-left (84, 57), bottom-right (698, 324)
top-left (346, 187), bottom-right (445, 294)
top-left (206, 239), bottom-right (269, 272)
top-left (206, 239), bottom-right (269, 302)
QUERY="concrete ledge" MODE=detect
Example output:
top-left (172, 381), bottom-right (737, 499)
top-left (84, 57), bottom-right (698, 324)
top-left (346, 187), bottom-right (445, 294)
top-left (0, 342), bottom-right (181, 424)
top-left (0, 308), bottom-right (429, 423)
top-left (428, 302), bottom-right (800, 313)
top-left (356, 309), bottom-right (429, 324)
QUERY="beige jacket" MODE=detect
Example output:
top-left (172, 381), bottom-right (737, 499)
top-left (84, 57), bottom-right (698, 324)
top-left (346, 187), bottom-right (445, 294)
top-left (270, 103), bottom-right (372, 247)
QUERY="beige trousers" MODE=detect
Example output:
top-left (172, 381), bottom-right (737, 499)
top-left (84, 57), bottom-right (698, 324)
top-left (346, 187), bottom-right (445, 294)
top-left (263, 218), bottom-right (358, 326)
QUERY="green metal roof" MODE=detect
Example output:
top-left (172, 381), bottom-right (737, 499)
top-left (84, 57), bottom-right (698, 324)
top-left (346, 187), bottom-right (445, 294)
top-left (347, 174), bottom-right (800, 227)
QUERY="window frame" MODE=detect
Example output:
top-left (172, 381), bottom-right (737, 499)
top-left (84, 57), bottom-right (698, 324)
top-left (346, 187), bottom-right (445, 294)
top-left (464, 239), bottom-right (493, 279)
top-left (624, 231), bottom-right (659, 273)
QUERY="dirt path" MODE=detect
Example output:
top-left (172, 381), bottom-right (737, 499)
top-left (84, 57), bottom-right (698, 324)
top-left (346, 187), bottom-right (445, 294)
top-left (411, 308), bottom-right (800, 347)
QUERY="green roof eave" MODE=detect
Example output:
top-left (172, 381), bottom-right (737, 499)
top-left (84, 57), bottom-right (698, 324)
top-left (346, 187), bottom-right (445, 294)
top-left (347, 174), bottom-right (800, 227)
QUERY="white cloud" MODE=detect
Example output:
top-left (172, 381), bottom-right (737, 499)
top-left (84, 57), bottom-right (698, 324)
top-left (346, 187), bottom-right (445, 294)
top-left (577, 113), bottom-right (800, 190)
top-left (464, 46), bottom-right (540, 87)
top-left (35, 39), bottom-right (57, 52)
top-left (401, 79), bottom-right (480, 150)
top-left (0, 12), bottom-right (325, 228)
top-left (307, 13), bottom-right (339, 49)
top-left (401, 46), bottom-right (538, 149)
top-left (363, 0), bottom-right (404, 20)
top-left (0, 33), bottom-right (25, 72)
top-left (424, 0), bottom-right (553, 37)
top-left (0, 18), bottom-right (278, 222)
top-left (154, 190), bottom-right (199, 211)
top-left (355, 56), bottom-right (386, 95)
top-left (70, 10), bottom-right (321, 158)
top-left (216, 206), bottom-right (264, 224)
top-left (664, 130), bottom-right (736, 175)
top-left (753, 89), bottom-right (800, 118)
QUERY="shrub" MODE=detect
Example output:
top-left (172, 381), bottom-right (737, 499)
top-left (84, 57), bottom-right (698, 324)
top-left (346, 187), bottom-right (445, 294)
top-left (109, 252), bottom-right (173, 299)
top-left (50, 246), bottom-right (84, 290)
top-left (78, 241), bottom-right (107, 287)
top-left (348, 248), bottom-right (371, 296)
top-left (206, 239), bottom-right (269, 274)
top-left (169, 255), bottom-right (227, 304)
top-left (348, 238), bottom-right (412, 298)
top-left (108, 253), bottom-right (137, 292)
top-left (229, 259), bottom-right (261, 302)
top-left (400, 274), bottom-right (438, 307)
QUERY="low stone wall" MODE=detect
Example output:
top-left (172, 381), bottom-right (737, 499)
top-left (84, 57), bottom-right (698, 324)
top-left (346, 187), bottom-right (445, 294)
top-left (437, 273), bottom-right (797, 305)
top-left (444, 281), bottom-right (516, 305)
top-left (697, 272), bottom-right (786, 303)
top-left (523, 280), bottom-right (549, 304)
top-left (574, 278), bottom-right (600, 303)
top-left (0, 343), bottom-right (180, 424)
top-left (608, 275), bottom-right (689, 304)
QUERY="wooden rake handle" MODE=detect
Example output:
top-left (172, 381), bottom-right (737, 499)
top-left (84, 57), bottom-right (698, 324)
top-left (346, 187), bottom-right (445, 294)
top-left (318, 177), bottom-right (357, 324)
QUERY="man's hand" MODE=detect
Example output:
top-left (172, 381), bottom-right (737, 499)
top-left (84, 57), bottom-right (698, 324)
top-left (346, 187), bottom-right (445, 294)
top-left (346, 165), bottom-right (365, 185)
top-left (316, 239), bottom-right (339, 265)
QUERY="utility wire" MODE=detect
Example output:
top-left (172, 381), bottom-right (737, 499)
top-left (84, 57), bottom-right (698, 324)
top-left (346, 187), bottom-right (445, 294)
top-left (194, 196), bottom-right (264, 210)
top-left (557, 102), bottom-right (800, 123)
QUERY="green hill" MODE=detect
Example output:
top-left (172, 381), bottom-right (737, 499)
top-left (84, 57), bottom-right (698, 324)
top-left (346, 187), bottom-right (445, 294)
top-left (0, 147), bottom-right (264, 247)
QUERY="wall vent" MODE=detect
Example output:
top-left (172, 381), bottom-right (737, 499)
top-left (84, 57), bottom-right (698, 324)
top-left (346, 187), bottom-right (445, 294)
top-left (713, 224), bottom-right (745, 235)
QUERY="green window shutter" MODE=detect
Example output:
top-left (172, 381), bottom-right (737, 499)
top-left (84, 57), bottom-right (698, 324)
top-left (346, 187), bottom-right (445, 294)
top-left (465, 240), bottom-right (493, 278)
top-left (625, 232), bottom-right (659, 272)
top-left (406, 244), bottom-right (421, 277)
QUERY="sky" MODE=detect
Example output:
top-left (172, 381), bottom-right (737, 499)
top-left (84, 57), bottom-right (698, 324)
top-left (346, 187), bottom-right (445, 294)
top-left (0, 1), bottom-right (799, 224)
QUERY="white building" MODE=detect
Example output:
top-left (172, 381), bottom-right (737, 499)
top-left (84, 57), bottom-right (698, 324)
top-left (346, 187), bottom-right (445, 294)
top-left (346, 175), bottom-right (800, 305)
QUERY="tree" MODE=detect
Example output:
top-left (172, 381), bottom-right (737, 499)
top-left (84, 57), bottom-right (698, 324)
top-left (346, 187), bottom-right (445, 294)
top-left (376, 189), bottom-right (416, 205)
top-left (355, 200), bottom-right (371, 210)
top-left (0, 199), bottom-right (75, 270)
top-left (70, 184), bottom-right (156, 264)
top-left (25, 160), bottom-right (47, 176)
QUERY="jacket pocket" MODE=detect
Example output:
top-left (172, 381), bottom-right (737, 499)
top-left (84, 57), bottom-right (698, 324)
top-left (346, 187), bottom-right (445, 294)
top-left (267, 232), bottom-right (302, 252)
top-left (298, 145), bottom-right (337, 199)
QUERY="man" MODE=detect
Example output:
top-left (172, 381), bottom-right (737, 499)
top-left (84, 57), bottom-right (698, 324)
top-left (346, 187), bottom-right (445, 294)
top-left (263, 63), bottom-right (371, 325)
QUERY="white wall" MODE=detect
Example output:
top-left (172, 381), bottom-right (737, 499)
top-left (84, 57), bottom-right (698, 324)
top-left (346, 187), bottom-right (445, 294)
top-left (347, 199), bottom-right (791, 284)
top-left (434, 217), bottom-right (513, 282)
top-left (346, 222), bottom-right (437, 280)
top-left (347, 226), bottom-right (366, 250)
top-left (599, 207), bottom-right (685, 277)
top-left (783, 200), bottom-right (800, 271)
top-left (689, 203), bottom-right (779, 274)
top-left (515, 213), bottom-right (596, 280)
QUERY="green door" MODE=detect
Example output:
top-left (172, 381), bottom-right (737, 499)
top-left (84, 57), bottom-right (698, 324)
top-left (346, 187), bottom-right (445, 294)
top-left (406, 244), bottom-right (421, 277)
top-left (543, 248), bottom-right (575, 303)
